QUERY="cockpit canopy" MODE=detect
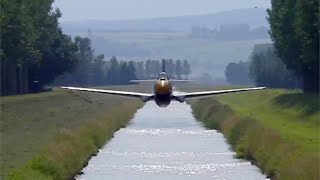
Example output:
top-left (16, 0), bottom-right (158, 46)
top-left (158, 72), bottom-right (169, 80)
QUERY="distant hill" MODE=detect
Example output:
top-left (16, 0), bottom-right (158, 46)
top-left (61, 8), bottom-right (269, 32)
top-left (90, 36), bottom-right (149, 57)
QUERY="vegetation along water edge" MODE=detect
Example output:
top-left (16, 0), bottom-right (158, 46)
top-left (2, 88), bottom-right (143, 180)
top-left (191, 89), bottom-right (319, 180)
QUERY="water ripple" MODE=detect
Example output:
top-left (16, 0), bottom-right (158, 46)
top-left (86, 162), bottom-right (252, 176)
top-left (98, 150), bottom-right (236, 158)
top-left (122, 129), bottom-right (216, 137)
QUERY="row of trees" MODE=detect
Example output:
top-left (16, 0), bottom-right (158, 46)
top-left (267, 0), bottom-right (319, 93)
top-left (56, 53), bottom-right (192, 86)
top-left (1, 0), bottom-right (192, 94)
top-left (225, 44), bottom-right (300, 88)
top-left (1, 0), bottom-right (78, 95)
top-left (53, 37), bottom-right (138, 86)
top-left (135, 59), bottom-right (191, 79)
top-left (226, 1), bottom-right (319, 93)
top-left (249, 44), bottom-right (300, 88)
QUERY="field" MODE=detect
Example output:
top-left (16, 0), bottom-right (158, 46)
top-left (191, 88), bottom-right (319, 179)
top-left (1, 85), bottom-right (147, 179)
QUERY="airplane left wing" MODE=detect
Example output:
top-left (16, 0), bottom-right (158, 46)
top-left (60, 86), bottom-right (154, 102)
top-left (173, 87), bottom-right (265, 102)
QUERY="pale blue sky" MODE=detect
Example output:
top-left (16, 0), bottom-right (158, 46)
top-left (54, 0), bottom-right (271, 22)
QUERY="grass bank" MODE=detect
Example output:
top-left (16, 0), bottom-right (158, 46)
top-left (1, 86), bottom-right (144, 179)
top-left (191, 89), bottom-right (319, 180)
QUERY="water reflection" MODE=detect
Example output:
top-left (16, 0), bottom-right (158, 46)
top-left (76, 100), bottom-right (265, 180)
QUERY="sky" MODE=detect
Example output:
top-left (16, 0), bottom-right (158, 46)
top-left (53, 0), bottom-right (271, 22)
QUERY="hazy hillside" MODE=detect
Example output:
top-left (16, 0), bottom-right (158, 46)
top-left (86, 31), bottom-right (271, 79)
top-left (61, 8), bottom-right (268, 32)
top-left (60, 8), bottom-right (271, 80)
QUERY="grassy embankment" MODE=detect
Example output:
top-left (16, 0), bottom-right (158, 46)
top-left (1, 86), bottom-right (145, 179)
top-left (191, 88), bottom-right (319, 180)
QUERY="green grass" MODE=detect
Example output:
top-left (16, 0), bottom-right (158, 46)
top-left (1, 85), bottom-right (144, 179)
top-left (8, 102), bottom-right (141, 180)
top-left (216, 89), bottom-right (319, 151)
top-left (191, 88), bottom-right (319, 179)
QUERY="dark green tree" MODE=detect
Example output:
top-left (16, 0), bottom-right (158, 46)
top-left (92, 54), bottom-right (106, 85)
top-left (106, 56), bottom-right (119, 84)
top-left (268, 0), bottom-right (319, 93)
top-left (1, 0), bottom-right (78, 94)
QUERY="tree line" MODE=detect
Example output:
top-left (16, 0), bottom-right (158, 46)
top-left (249, 44), bottom-right (300, 88)
top-left (1, 0), bottom-right (78, 95)
top-left (268, 0), bottom-right (319, 93)
top-left (55, 48), bottom-right (192, 86)
top-left (135, 59), bottom-right (191, 80)
top-left (225, 44), bottom-right (301, 88)
top-left (226, 1), bottom-right (318, 93)
top-left (1, 0), bottom-right (192, 95)
top-left (53, 37), bottom-right (138, 86)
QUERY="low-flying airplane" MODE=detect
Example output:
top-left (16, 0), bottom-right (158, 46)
top-left (61, 61), bottom-right (265, 107)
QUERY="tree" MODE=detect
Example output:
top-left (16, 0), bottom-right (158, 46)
top-left (144, 59), bottom-right (152, 78)
top-left (268, 0), bottom-right (319, 93)
top-left (249, 44), bottom-right (300, 88)
top-left (1, 0), bottom-right (78, 95)
top-left (182, 59), bottom-right (191, 79)
top-left (71, 37), bottom-right (94, 86)
top-left (106, 56), bottom-right (119, 84)
top-left (150, 60), bottom-right (160, 78)
top-left (166, 59), bottom-right (175, 78)
top-left (175, 59), bottom-right (182, 79)
top-left (135, 61), bottom-right (145, 79)
top-left (92, 54), bottom-right (106, 85)
top-left (225, 61), bottom-right (252, 85)
top-left (127, 60), bottom-right (137, 81)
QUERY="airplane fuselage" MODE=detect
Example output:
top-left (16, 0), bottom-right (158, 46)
top-left (154, 79), bottom-right (172, 107)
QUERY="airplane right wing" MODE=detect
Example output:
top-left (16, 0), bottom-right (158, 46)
top-left (61, 86), bottom-right (154, 102)
top-left (173, 87), bottom-right (265, 102)
top-left (169, 79), bottom-right (194, 82)
top-left (130, 80), bottom-right (157, 82)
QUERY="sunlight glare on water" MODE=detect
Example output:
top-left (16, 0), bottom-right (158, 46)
top-left (76, 96), bottom-right (266, 180)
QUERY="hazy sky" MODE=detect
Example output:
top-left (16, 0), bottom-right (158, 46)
top-left (54, 0), bottom-right (271, 22)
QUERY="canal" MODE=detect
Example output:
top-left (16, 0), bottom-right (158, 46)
top-left (76, 100), bottom-right (265, 180)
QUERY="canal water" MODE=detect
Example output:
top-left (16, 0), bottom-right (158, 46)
top-left (76, 99), bottom-right (266, 180)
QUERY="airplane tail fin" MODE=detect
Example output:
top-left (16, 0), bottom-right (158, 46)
top-left (162, 59), bottom-right (166, 72)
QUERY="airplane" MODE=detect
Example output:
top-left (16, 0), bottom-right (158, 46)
top-left (61, 60), bottom-right (265, 107)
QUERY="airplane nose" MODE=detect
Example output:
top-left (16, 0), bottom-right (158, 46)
top-left (155, 80), bottom-right (171, 95)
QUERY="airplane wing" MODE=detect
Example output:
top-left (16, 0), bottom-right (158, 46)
top-left (170, 79), bottom-right (194, 82)
top-left (173, 87), bottom-right (265, 102)
top-left (60, 86), bottom-right (154, 102)
top-left (130, 80), bottom-right (157, 82)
